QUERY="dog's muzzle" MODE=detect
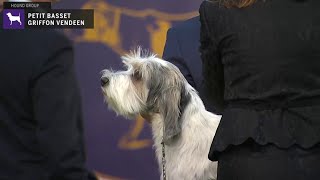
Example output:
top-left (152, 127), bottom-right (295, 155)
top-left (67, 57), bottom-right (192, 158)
top-left (100, 76), bottom-right (110, 86)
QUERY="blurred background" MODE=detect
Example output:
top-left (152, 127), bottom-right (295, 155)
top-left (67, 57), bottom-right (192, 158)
top-left (53, 0), bottom-right (201, 179)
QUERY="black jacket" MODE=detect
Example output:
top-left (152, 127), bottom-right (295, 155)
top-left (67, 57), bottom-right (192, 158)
top-left (200, 0), bottom-right (320, 160)
top-left (0, 15), bottom-right (94, 179)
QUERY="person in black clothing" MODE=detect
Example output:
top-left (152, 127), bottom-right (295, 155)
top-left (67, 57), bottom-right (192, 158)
top-left (0, 3), bottom-right (96, 180)
top-left (200, 0), bottom-right (320, 179)
top-left (163, 16), bottom-right (223, 115)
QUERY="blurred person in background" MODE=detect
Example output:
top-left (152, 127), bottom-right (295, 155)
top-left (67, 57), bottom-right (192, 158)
top-left (0, 0), bottom-right (97, 179)
top-left (163, 16), bottom-right (224, 115)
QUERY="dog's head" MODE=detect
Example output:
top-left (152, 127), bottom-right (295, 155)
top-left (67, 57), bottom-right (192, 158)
top-left (6, 12), bottom-right (12, 16)
top-left (101, 48), bottom-right (190, 143)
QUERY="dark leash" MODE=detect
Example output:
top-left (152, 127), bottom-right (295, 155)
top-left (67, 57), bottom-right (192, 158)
top-left (161, 137), bottom-right (167, 180)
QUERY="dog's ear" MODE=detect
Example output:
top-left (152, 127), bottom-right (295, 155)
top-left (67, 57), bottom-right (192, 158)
top-left (161, 86), bottom-right (185, 144)
top-left (148, 74), bottom-right (190, 144)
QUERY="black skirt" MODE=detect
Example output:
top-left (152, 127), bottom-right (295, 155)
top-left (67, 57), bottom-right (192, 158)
top-left (217, 140), bottom-right (320, 180)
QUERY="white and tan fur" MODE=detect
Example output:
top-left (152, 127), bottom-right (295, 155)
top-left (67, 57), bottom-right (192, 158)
top-left (101, 48), bottom-right (221, 180)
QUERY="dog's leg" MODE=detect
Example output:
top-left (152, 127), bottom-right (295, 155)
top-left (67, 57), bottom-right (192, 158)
top-left (18, 20), bottom-right (21, 25)
top-left (10, 21), bottom-right (12, 25)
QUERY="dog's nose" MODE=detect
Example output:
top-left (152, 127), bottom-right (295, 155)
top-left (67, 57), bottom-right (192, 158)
top-left (101, 77), bottom-right (110, 86)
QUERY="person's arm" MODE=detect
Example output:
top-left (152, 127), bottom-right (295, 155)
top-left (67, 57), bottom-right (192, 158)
top-left (199, 2), bottom-right (225, 113)
top-left (163, 28), bottom-right (196, 88)
top-left (31, 36), bottom-right (91, 179)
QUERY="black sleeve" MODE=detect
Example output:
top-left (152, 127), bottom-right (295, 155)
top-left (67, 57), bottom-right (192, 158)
top-left (199, 2), bottom-right (225, 114)
top-left (163, 28), bottom-right (197, 88)
top-left (31, 38), bottom-right (91, 179)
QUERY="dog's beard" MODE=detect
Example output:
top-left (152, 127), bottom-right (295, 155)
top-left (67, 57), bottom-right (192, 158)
top-left (104, 95), bottom-right (138, 118)
top-left (101, 78), bottom-right (147, 119)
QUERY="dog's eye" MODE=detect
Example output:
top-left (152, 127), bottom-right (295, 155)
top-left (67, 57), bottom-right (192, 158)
top-left (132, 70), bottom-right (142, 80)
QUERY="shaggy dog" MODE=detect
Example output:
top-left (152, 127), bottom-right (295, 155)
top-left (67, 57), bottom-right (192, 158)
top-left (101, 49), bottom-right (221, 180)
